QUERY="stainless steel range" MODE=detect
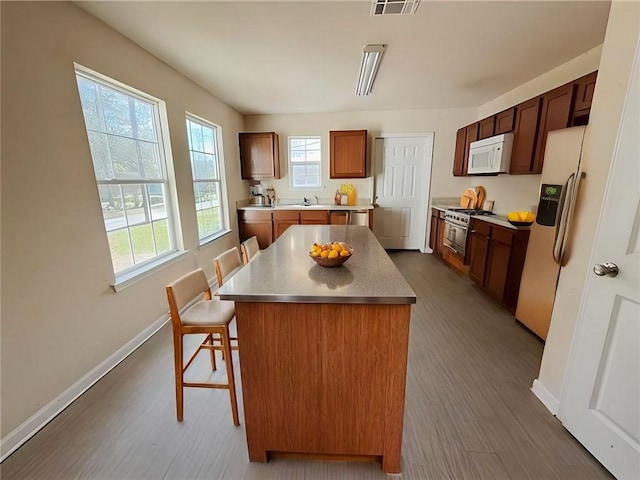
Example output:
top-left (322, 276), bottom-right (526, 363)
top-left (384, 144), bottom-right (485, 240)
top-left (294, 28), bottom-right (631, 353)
top-left (443, 208), bottom-right (495, 257)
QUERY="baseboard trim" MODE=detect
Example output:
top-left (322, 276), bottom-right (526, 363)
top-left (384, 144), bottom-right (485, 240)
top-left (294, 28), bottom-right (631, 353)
top-left (531, 379), bottom-right (559, 415)
top-left (0, 314), bottom-right (169, 462)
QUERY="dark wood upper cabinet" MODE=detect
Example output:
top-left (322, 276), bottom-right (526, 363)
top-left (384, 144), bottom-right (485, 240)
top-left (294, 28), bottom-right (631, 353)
top-left (495, 108), bottom-right (515, 134)
top-left (330, 130), bottom-right (367, 178)
top-left (509, 98), bottom-right (542, 174)
top-left (573, 71), bottom-right (598, 113)
top-left (239, 132), bottom-right (280, 180)
top-left (572, 71), bottom-right (598, 126)
top-left (453, 127), bottom-right (467, 176)
top-left (532, 83), bottom-right (575, 173)
top-left (463, 122), bottom-right (479, 172)
top-left (452, 71), bottom-right (596, 176)
top-left (478, 116), bottom-right (496, 140)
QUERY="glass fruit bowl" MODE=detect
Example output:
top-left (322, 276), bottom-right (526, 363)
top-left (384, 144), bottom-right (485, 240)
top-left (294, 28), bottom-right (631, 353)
top-left (309, 242), bottom-right (354, 267)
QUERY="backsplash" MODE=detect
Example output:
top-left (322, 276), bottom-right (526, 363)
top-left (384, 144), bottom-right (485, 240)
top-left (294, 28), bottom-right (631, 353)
top-left (433, 174), bottom-right (541, 214)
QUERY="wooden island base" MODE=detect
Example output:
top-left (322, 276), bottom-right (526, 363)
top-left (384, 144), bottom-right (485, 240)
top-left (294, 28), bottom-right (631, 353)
top-left (235, 302), bottom-right (411, 474)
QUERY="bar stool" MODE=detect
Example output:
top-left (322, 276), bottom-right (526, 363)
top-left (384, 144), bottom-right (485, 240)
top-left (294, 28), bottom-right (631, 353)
top-left (240, 236), bottom-right (261, 265)
top-left (213, 247), bottom-right (244, 355)
top-left (214, 246), bottom-right (244, 287)
top-left (166, 268), bottom-right (239, 425)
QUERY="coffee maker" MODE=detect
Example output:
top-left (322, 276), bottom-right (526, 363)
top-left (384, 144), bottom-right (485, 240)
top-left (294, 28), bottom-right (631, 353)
top-left (249, 184), bottom-right (265, 205)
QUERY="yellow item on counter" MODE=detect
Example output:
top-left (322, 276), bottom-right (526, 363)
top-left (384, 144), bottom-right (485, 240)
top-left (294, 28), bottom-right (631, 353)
top-left (341, 183), bottom-right (357, 206)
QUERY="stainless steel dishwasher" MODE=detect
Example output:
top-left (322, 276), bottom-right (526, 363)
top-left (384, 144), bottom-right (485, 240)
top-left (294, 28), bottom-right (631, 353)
top-left (348, 210), bottom-right (369, 227)
top-left (329, 210), bottom-right (369, 227)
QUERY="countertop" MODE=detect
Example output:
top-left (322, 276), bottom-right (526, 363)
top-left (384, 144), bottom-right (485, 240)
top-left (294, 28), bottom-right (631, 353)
top-left (238, 203), bottom-right (374, 211)
top-left (217, 225), bottom-right (416, 304)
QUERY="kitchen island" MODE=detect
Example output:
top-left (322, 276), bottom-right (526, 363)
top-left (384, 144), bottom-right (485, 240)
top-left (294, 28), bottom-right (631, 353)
top-left (218, 225), bottom-right (416, 473)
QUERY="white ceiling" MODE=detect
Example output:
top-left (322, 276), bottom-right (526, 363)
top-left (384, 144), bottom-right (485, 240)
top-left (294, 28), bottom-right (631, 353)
top-left (77, 1), bottom-right (611, 115)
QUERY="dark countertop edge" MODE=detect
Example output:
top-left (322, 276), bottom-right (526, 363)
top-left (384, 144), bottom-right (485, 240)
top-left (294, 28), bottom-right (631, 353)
top-left (218, 294), bottom-right (417, 305)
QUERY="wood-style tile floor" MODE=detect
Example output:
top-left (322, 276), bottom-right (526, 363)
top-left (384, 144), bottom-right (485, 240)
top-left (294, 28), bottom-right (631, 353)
top-left (0, 252), bottom-right (612, 479)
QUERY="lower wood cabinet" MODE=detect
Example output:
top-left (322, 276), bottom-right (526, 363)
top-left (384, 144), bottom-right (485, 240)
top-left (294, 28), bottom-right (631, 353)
top-left (240, 209), bottom-right (331, 245)
top-left (238, 210), bottom-right (273, 249)
top-left (429, 208), bottom-right (446, 257)
top-left (272, 210), bottom-right (300, 240)
top-left (468, 219), bottom-right (530, 313)
top-left (300, 210), bottom-right (329, 225)
top-left (468, 220), bottom-right (490, 284)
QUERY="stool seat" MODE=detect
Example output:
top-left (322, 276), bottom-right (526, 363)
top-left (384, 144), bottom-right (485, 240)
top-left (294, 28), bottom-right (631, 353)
top-left (181, 299), bottom-right (235, 327)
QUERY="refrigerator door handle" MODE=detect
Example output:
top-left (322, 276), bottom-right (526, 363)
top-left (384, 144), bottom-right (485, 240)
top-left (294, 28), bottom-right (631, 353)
top-left (553, 173), bottom-right (575, 265)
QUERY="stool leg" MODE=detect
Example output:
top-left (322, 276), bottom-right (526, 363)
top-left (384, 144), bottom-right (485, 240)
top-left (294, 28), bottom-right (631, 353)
top-left (221, 328), bottom-right (239, 426)
top-left (173, 331), bottom-right (184, 422)
top-left (207, 334), bottom-right (217, 371)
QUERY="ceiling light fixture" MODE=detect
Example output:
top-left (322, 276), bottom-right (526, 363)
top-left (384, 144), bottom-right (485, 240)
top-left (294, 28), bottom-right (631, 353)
top-left (355, 44), bottom-right (386, 96)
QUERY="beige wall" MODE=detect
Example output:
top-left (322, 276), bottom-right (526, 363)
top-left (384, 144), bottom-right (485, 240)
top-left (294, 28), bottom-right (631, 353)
top-left (1, 2), bottom-right (246, 437)
top-left (245, 109), bottom-right (476, 205)
top-left (538, 0), bottom-right (640, 403)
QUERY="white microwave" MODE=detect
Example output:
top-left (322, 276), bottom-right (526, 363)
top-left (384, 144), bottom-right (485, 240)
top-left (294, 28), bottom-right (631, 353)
top-left (467, 133), bottom-right (514, 175)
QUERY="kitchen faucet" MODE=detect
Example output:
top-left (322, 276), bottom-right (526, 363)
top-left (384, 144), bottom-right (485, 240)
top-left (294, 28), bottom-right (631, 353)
top-left (314, 196), bottom-right (319, 205)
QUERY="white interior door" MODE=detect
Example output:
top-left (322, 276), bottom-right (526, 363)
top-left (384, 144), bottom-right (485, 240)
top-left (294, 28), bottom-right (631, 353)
top-left (559, 39), bottom-right (640, 480)
top-left (373, 135), bottom-right (432, 250)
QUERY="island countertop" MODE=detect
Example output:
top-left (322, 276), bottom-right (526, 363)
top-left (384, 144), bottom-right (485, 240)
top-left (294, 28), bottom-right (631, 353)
top-left (217, 225), bottom-right (416, 304)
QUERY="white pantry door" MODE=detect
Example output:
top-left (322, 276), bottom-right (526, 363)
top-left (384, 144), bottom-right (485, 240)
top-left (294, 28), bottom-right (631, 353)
top-left (559, 39), bottom-right (640, 480)
top-left (373, 135), bottom-right (432, 250)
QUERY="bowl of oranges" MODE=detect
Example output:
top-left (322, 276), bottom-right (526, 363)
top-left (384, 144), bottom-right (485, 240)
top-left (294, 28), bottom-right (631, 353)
top-left (309, 241), bottom-right (353, 267)
top-left (507, 211), bottom-right (536, 227)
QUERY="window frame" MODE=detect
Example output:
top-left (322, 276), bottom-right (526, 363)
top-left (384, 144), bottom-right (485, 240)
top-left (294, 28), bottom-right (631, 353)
top-left (287, 135), bottom-right (322, 190)
top-left (185, 113), bottom-right (230, 246)
top-left (74, 64), bottom-right (182, 287)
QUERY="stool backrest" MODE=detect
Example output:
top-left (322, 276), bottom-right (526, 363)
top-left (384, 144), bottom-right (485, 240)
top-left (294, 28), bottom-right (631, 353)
top-left (214, 247), bottom-right (243, 287)
top-left (241, 236), bottom-right (260, 265)
top-left (166, 268), bottom-right (210, 326)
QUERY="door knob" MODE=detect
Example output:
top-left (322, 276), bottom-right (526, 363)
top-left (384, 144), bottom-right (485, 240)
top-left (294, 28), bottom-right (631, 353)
top-left (593, 262), bottom-right (619, 277)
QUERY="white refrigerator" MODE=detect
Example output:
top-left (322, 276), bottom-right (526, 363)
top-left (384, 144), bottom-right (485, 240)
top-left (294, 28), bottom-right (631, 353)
top-left (515, 126), bottom-right (587, 340)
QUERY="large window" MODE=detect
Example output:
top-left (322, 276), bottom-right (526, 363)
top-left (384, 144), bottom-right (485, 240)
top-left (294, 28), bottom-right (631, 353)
top-left (288, 136), bottom-right (321, 188)
top-left (75, 67), bottom-right (177, 279)
top-left (186, 115), bottom-right (227, 243)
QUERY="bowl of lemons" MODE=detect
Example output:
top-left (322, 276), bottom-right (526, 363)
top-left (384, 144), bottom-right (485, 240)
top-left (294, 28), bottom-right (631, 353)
top-left (309, 241), bottom-right (353, 267)
top-left (507, 211), bottom-right (536, 227)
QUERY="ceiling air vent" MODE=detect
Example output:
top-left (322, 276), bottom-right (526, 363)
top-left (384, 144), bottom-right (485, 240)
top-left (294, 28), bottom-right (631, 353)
top-left (371, 0), bottom-right (420, 16)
